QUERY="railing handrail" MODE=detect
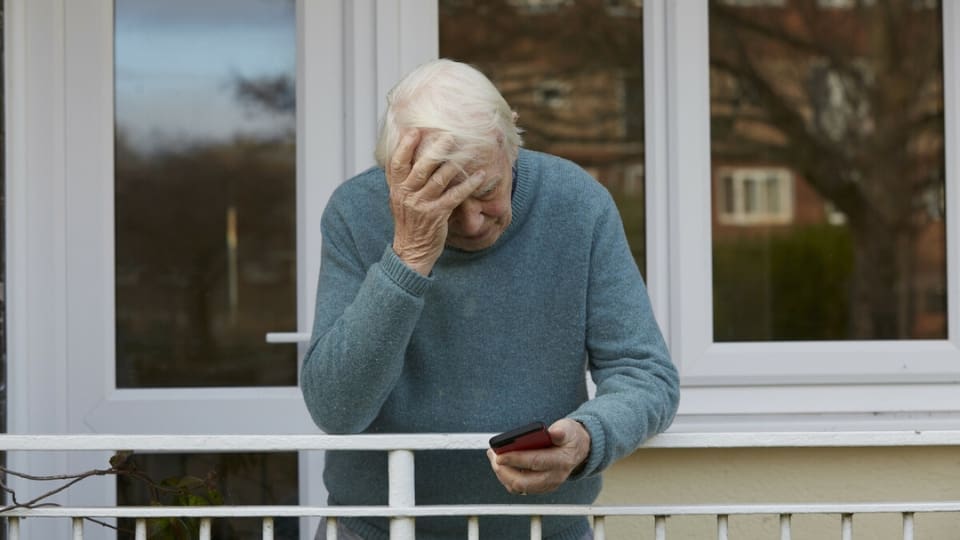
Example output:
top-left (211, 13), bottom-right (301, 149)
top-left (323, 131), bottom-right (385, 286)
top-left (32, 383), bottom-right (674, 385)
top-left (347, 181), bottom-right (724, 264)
top-left (2, 430), bottom-right (960, 451)
top-left (4, 502), bottom-right (960, 519)
top-left (4, 432), bottom-right (960, 539)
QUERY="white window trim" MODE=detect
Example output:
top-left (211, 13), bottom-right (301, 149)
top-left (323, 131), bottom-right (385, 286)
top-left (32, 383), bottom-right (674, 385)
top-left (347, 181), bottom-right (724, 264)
top-left (659, 0), bottom-right (960, 430)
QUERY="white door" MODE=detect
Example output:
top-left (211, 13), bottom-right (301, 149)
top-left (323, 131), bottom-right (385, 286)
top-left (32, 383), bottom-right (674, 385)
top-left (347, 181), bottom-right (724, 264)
top-left (9, 0), bottom-right (437, 537)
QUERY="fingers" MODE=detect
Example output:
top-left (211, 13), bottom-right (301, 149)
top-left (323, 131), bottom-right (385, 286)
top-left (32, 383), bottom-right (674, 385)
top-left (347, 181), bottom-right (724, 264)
top-left (404, 135), bottom-right (457, 192)
top-left (487, 446), bottom-right (572, 496)
top-left (387, 130), bottom-right (421, 186)
top-left (420, 160), bottom-right (462, 198)
top-left (487, 449), bottom-right (554, 496)
top-left (495, 445), bottom-right (568, 473)
top-left (436, 169), bottom-right (486, 209)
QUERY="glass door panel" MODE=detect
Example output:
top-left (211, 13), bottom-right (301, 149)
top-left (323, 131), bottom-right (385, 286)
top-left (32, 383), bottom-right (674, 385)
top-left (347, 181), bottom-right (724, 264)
top-left (117, 452), bottom-right (298, 540)
top-left (114, 0), bottom-right (297, 387)
top-left (438, 0), bottom-right (648, 275)
top-left (709, 0), bottom-right (946, 341)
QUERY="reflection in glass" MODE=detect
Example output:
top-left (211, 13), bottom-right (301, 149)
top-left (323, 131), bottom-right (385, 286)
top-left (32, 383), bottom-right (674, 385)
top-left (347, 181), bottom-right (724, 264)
top-left (439, 0), bottom-right (647, 275)
top-left (117, 453), bottom-right (298, 539)
top-left (709, 0), bottom-right (946, 341)
top-left (114, 0), bottom-right (297, 387)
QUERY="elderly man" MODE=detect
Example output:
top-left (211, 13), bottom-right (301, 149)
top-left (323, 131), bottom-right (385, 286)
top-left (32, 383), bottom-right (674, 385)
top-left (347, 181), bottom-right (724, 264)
top-left (301, 59), bottom-right (679, 540)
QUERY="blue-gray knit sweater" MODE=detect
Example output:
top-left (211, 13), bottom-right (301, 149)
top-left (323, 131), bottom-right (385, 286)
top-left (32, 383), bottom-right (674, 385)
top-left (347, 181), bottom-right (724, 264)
top-left (301, 149), bottom-right (680, 540)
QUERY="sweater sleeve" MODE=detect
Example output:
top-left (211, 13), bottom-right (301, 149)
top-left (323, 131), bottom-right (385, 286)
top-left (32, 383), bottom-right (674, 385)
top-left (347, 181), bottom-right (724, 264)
top-left (299, 200), bottom-right (432, 434)
top-left (566, 194), bottom-right (680, 478)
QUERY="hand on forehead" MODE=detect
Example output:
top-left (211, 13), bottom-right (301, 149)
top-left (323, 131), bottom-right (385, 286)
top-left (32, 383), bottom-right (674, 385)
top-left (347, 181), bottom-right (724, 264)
top-left (411, 129), bottom-right (501, 172)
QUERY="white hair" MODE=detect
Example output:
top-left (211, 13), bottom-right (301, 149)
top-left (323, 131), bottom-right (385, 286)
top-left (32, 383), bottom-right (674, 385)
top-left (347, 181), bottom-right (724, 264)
top-left (374, 59), bottom-right (522, 172)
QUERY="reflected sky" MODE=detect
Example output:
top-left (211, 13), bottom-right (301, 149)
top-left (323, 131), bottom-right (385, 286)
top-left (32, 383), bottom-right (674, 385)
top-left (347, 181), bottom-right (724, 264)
top-left (115, 0), bottom-right (295, 152)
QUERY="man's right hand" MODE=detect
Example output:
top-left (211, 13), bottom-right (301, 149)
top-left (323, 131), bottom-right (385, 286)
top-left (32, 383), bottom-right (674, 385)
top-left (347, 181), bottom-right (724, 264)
top-left (387, 129), bottom-right (488, 276)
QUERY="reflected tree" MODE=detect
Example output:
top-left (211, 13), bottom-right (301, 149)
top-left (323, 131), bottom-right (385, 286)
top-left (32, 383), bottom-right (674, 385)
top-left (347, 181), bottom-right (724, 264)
top-left (440, 0), bottom-right (648, 272)
top-left (709, 0), bottom-right (945, 338)
top-left (115, 129), bottom-right (296, 387)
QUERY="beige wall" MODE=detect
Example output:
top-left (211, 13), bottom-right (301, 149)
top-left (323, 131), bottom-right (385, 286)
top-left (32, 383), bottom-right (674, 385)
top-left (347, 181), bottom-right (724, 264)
top-left (597, 447), bottom-right (960, 539)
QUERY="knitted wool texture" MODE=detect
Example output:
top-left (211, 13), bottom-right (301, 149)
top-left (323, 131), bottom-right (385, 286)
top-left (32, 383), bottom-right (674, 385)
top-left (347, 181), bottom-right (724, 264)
top-left (301, 149), bottom-right (680, 540)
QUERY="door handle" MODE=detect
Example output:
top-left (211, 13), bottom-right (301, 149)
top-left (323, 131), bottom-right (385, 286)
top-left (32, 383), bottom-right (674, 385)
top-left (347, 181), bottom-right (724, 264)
top-left (265, 332), bottom-right (310, 343)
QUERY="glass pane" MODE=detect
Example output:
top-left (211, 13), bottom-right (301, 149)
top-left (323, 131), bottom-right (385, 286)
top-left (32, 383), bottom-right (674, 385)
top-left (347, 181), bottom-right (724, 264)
top-left (765, 177), bottom-right (780, 214)
top-left (710, 0), bottom-right (946, 341)
top-left (117, 452), bottom-right (298, 539)
top-left (439, 0), bottom-right (647, 276)
top-left (114, 0), bottom-right (297, 387)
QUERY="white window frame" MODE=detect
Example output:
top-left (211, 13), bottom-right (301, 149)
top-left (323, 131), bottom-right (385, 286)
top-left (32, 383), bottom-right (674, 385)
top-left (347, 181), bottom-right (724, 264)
top-left (661, 0), bottom-right (960, 431)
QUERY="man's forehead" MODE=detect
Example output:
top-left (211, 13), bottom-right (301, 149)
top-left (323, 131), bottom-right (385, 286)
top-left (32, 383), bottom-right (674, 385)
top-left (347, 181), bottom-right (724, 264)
top-left (413, 130), bottom-right (502, 166)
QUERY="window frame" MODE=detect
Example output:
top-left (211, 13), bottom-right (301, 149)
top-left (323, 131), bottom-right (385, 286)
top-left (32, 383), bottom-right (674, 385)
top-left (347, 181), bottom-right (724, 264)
top-left (660, 0), bottom-right (960, 430)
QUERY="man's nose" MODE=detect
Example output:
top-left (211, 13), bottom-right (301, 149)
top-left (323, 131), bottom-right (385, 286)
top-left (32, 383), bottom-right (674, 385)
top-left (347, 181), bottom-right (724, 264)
top-left (451, 201), bottom-right (485, 234)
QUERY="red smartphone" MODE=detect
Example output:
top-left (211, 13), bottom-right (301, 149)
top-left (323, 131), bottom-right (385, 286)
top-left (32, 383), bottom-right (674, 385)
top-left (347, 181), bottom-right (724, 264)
top-left (489, 421), bottom-right (553, 454)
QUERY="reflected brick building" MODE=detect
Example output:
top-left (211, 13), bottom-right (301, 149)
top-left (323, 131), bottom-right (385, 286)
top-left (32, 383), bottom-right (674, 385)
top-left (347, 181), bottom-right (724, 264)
top-left (441, 0), bottom-right (946, 339)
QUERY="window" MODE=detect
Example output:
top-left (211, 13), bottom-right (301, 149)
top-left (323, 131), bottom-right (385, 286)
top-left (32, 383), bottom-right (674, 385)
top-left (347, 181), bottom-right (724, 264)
top-left (709, 0), bottom-right (946, 342)
top-left (114, 0), bottom-right (297, 388)
top-left (439, 0), bottom-right (648, 274)
top-left (435, 0), bottom-right (959, 428)
top-left (716, 168), bottom-right (793, 225)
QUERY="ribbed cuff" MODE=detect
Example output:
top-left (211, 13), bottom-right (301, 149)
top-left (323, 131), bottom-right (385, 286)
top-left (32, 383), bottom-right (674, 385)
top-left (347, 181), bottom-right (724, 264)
top-left (565, 414), bottom-right (605, 480)
top-left (379, 246), bottom-right (432, 297)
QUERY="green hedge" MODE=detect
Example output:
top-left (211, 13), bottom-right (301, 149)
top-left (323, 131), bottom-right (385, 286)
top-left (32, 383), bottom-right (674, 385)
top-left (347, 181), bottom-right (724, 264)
top-left (713, 225), bottom-right (854, 341)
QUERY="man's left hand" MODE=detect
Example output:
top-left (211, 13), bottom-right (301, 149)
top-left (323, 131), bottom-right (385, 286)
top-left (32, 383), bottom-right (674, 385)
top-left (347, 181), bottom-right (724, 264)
top-left (486, 419), bottom-right (591, 496)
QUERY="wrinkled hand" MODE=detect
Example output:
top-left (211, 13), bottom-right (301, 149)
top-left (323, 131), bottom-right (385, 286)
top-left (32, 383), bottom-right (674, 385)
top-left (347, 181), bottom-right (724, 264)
top-left (486, 419), bottom-right (591, 496)
top-left (387, 130), bottom-right (487, 276)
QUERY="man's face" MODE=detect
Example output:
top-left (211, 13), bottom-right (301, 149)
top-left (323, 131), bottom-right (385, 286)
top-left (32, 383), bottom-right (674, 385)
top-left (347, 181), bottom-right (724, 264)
top-left (445, 147), bottom-right (514, 252)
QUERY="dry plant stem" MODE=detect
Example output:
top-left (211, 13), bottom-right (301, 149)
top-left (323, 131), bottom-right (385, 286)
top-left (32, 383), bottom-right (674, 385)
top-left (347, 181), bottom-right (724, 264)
top-left (0, 458), bottom-right (210, 535)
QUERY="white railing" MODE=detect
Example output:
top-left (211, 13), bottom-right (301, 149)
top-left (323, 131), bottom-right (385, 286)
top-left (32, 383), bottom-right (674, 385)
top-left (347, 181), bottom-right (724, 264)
top-left (3, 431), bottom-right (960, 540)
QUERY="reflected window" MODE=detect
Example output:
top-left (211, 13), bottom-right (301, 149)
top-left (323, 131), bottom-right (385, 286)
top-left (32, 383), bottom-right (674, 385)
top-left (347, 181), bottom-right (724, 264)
top-left (709, 0), bottom-right (946, 341)
top-left (114, 0), bottom-right (297, 387)
top-left (439, 0), bottom-right (647, 275)
top-left (716, 168), bottom-right (794, 226)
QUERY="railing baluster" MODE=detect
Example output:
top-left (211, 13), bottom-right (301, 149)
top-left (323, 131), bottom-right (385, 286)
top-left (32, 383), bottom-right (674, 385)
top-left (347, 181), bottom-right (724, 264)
top-left (327, 516), bottom-right (339, 540)
top-left (902, 512), bottom-right (914, 540)
top-left (530, 515), bottom-right (542, 540)
top-left (467, 516), bottom-right (479, 540)
top-left (841, 514), bottom-right (853, 540)
top-left (73, 517), bottom-right (83, 540)
top-left (780, 514), bottom-right (791, 540)
top-left (717, 514), bottom-right (728, 540)
top-left (8, 516), bottom-right (19, 540)
top-left (199, 517), bottom-right (212, 540)
top-left (594, 515), bottom-right (606, 540)
top-left (262, 516), bottom-right (274, 540)
top-left (388, 449), bottom-right (416, 540)
top-left (655, 515), bottom-right (667, 540)
top-left (135, 518), bottom-right (147, 540)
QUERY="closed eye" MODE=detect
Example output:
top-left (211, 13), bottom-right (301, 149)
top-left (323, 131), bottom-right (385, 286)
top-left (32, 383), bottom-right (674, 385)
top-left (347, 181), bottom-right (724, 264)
top-left (473, 176), bottom-right (502, 199)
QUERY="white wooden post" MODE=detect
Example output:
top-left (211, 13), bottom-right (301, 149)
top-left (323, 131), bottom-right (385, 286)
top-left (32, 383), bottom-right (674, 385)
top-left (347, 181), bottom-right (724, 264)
top-left (388, 449), bottom-right (416, 540)
top-left (594, 516), bottom-right (606, 540)
top-left (780, 514), bottom-right (791, 540)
